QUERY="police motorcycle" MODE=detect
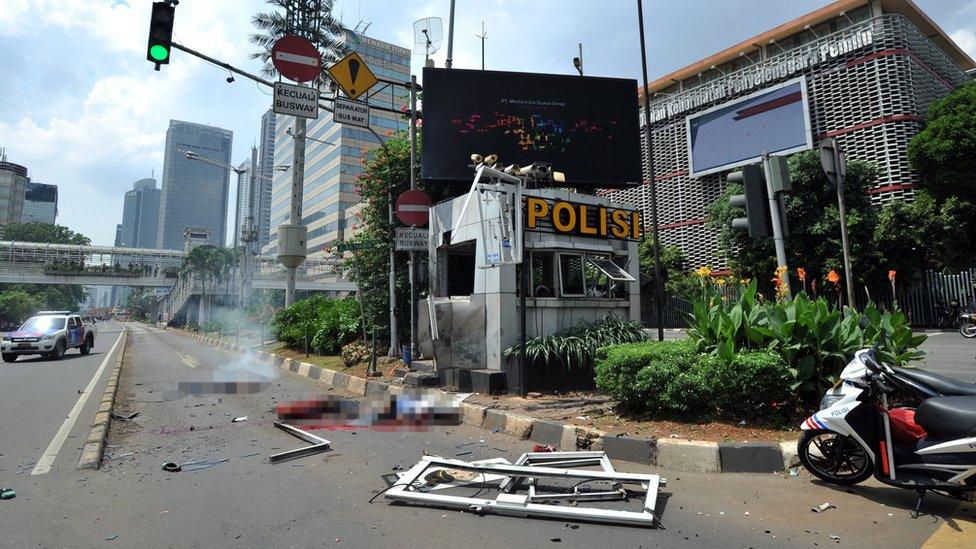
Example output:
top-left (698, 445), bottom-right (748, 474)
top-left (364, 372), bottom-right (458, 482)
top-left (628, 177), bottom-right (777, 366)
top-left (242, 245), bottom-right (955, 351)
top-left (797, 333), bottom-right (976, 515)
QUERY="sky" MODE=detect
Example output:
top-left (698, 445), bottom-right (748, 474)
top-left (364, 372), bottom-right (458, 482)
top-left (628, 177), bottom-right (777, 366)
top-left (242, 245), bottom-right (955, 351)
top-left (0, 0), bottom-right (974, 246)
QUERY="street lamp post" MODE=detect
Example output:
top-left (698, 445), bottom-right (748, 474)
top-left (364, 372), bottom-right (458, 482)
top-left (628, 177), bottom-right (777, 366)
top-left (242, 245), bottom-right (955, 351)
top-left (185, 149), bottom-right (288, 306)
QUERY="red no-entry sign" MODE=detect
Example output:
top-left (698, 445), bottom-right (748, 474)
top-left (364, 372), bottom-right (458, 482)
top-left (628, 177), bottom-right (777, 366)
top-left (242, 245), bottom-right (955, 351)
top-left (396, 189), bottom-right (432, 227)
top-left (271, 35), bottom-right (322, 83)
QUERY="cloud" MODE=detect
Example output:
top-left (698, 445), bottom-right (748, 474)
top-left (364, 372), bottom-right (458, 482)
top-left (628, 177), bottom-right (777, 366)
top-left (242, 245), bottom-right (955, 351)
top-left (0, 0), bottom-right (268, 245)
top-left (950, 27), bottom-right (976, 59)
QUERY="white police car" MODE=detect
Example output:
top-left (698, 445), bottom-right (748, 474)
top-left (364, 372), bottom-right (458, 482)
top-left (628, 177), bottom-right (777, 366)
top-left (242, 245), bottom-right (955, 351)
top-left (1, 312), bottom-right (96, 362)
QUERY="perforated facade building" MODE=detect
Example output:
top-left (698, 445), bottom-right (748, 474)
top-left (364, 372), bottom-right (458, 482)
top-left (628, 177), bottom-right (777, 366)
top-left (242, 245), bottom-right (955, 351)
top-left (605, 0), bottom-right (974, 269)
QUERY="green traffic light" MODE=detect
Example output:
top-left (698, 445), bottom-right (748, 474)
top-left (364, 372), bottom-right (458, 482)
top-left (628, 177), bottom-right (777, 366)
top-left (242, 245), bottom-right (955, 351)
top-left (149, 44), bottom-right (170, 61)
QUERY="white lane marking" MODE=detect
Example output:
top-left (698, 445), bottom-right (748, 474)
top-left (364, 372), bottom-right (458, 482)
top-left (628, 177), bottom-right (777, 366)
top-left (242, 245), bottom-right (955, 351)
top-left (30, 324), bottom-right (126, 476)
top-left (176, 352), bottom-right (199, 369)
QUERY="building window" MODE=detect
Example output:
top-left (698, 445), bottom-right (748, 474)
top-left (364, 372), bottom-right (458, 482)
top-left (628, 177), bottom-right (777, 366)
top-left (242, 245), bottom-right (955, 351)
top-left (557, 252), bottom-right (634, 299)
top-left (531, 252), bottom-right (555, 297)
top-left (558, 253), bottom-right (585, 297)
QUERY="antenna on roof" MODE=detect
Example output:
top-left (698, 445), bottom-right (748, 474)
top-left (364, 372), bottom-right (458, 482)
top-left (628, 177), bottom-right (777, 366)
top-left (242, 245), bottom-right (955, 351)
top-left (413, 17), bottom-right (443, 67)
top-left (353, 19), bottom-right (372, 35)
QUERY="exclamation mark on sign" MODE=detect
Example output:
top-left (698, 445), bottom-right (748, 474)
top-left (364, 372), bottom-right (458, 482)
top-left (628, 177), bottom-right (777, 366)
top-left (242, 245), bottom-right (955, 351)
top-left (348, 58), bottom-right (360, 96)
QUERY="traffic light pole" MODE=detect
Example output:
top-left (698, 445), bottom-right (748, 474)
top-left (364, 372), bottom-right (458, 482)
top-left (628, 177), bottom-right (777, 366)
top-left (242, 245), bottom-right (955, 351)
top-left (637, 0), bottom-right (665, 341)
top-left (409, 75), bottom-right (419, 360)
top-left (762, 154), bottom-right (790, 295)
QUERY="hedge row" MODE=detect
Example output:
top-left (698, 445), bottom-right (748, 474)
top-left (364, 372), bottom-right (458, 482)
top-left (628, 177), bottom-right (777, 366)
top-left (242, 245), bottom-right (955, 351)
top-left (594, 340), bottom-right (791, 418)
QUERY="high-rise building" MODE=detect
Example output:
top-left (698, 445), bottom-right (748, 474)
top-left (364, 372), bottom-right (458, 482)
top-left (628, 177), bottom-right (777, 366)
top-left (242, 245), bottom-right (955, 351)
top-left (607, 0), bottom-right (975, 268)
top-left (233, 160), bottom-right (251, 249)
top-left (120, 177), bottom-right (160, 248)
top-left (21, 181), bottom-right (58, 224)
top-left (0, 159), bottom-right (28, 230)
top-left (256, 110), bottom-right (277, 251)
top-left (157, 120), bottom-right (233, 250)
top-left (263, 31), bottom-right (410, 256)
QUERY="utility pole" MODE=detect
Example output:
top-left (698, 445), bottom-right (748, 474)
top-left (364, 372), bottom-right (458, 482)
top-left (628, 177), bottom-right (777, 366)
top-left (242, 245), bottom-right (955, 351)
top-left (446, 0), bottom-right (456, 68)
top-left (409, 74), bottom-right (419, 358)
top-left (574, 43), bottom-right (584, 76)
top-left (476, 21), bottom-right (487, 70)
top-left (762, 153), bottom-right (791, 295)
top-left (277, 0), bottom-right (320, 307)
top-left (242, 145), bottom-right (258, 306)
top-left (819, 138), bottom-right (855, 307)
top-left (637, 0), bottom-right (664, 341)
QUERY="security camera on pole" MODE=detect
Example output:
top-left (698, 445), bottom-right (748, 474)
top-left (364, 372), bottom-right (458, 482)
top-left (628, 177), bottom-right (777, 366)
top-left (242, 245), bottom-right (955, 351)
top-left (270, 33), bottom-right (322, 307)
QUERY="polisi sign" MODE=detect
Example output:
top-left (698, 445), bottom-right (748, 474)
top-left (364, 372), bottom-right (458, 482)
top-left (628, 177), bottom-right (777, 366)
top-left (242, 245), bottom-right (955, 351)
top-left (526, 197), bottom-right (640, 240)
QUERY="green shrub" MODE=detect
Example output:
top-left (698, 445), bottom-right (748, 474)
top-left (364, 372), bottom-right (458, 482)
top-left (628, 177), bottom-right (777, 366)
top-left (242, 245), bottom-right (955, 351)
top-left (685, 278), bottom-right (926, 404)
top-left (594, 340), bottom-right (790, 418)
top-left (504, 315), bottom-right (647, 371)
top-left (270, 296), bottom-right (362, 355)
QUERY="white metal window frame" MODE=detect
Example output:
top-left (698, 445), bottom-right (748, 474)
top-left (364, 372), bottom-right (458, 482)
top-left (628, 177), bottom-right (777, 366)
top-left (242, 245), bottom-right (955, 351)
top-left (557, 252), bottom-right (633, 298)
top-left (385, 455), bottom-right (663, 528)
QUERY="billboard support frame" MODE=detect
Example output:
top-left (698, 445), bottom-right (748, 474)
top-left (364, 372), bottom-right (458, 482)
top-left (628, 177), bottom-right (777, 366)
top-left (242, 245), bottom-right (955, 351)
top-left (684, 76), bottom-right (813, 178)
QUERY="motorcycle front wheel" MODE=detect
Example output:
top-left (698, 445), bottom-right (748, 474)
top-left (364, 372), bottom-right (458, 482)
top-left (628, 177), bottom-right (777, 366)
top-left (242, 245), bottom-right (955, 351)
top-left (798, 429), bottom-right (874, 485)
top-left (960, 322), bottom-right (976, 339)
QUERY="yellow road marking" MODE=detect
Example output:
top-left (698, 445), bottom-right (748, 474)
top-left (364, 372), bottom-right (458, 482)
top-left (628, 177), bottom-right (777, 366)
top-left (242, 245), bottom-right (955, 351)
top-left (923, 501), bottom-right (976, 548)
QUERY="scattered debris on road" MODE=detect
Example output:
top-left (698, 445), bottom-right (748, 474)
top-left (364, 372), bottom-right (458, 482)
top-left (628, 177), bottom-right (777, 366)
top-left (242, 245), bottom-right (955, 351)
top-left (105, 533), bottom-right (119, 541)
top-left (182, 459), bottom-right (229, 472)
top-left (812, 502), bottom-right (836, 513)
top-left (161, 462), bottom-right (182, 472)
top-left (232, 416), bottom-right (248, 423)
top-left (382, 451), bottom-right (665, 528)
top-left (269, 421), bottom-right (331, 464)
top-left (110, 411), bottom-right (140, 421)
top-left (1, 487), bottom-right (15, 500)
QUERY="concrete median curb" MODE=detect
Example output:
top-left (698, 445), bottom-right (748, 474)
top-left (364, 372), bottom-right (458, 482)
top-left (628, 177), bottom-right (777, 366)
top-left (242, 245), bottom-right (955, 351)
top-left (77, 331), bottom-right (128, 470)
top-left (168, 328), bottom-right (795, 473)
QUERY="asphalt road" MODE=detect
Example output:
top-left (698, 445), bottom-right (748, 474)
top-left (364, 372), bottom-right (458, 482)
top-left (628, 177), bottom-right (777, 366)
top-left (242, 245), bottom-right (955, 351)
top-left (916, 332), bottom-right (976, 383)
top-left (0, 320), bottom-right (125, 479)
top-left (2, 322), bottom-right (971, 548)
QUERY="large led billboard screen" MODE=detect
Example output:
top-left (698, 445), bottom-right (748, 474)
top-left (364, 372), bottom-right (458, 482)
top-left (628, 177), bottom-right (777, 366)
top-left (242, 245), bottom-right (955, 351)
top-left (686, 77), bottom-right (813, 177)
top-left (421, 68), bottom-right (641, 187)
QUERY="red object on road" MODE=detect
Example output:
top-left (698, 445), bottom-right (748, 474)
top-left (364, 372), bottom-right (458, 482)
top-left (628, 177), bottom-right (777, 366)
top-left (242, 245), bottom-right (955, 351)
top-left (395, 189), bottom-right (432, 227)
top-left (271, 35), bottom-right (322, 83)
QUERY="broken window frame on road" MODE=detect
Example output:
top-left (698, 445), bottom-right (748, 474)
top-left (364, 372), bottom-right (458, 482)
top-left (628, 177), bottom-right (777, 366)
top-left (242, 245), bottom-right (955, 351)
top-left (384, 453), bottom-right (664, 528)
top-left (269, 421), bottom-right (332, 464)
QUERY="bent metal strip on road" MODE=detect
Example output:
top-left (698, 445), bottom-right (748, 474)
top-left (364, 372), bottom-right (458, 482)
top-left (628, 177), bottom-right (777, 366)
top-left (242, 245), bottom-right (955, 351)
top-left (30, 323), bottom-right (126, 476)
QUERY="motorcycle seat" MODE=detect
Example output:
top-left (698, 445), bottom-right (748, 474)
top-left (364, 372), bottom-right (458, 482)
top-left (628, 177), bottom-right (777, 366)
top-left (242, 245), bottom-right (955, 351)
top-left (889, 366), bottom-right (976, 396)
top-left (915, 396), bottom-right (976, 439)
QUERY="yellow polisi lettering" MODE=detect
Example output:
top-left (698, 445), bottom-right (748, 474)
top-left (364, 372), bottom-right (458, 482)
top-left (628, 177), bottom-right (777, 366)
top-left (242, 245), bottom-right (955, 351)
top-left (611, 209), bottom-right (630, 238)
top-left (631, 211), bottom-right (641, 239)
top-left (552, 202), bottom-right (577, 233)
top-left (526, 197), bottom-right (549, 229)
top-left (579, 205), bottom-right (598, 235)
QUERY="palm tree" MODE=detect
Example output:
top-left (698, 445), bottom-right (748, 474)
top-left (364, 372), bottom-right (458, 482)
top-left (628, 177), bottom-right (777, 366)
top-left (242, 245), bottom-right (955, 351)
top-left (249, 0), bottom-right (348, 88)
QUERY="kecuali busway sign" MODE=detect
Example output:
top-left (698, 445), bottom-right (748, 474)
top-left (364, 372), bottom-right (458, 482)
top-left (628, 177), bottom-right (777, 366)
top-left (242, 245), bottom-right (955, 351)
top-left (686, 77), bottom-right (812, 177)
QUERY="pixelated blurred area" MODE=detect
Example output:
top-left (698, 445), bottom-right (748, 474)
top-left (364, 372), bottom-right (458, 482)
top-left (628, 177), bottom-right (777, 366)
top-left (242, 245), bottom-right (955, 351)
top-left (177, 370), bottom-right (272, 395)
top-left (276, 391), bottom-right (460, 431)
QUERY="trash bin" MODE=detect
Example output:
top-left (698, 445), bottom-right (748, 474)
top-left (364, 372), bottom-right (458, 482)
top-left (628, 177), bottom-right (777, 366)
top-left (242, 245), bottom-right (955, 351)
top-left (401, 344), bottom-right (412, 366)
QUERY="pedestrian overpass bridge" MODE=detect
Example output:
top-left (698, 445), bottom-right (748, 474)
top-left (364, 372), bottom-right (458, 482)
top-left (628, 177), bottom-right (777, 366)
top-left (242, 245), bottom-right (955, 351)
top-left (0, 240), bottom-right (352, 291)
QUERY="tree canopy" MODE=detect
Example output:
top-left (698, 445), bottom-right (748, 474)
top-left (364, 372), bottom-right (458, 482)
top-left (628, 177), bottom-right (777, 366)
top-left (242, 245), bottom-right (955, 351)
top-left (907, 81), bottom-right (976, 204)
top-left (1, 222), bottom-right (91, 245)
top-left (0, 222), bottom-right (91, 312)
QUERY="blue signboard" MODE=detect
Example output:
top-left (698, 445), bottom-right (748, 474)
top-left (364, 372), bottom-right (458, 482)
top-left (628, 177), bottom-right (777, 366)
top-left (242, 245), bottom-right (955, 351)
top-left (686, 77), bottom-right (813, 177)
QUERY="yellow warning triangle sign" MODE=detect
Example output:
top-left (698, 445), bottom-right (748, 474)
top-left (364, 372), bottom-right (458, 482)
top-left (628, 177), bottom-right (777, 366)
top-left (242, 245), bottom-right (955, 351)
top-left (327, 52), bottom-right (378, 101)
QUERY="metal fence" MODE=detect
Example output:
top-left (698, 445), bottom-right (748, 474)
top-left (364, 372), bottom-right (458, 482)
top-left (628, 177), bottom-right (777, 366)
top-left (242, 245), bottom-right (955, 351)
top-left (643, 268), bottom-right (976, 328)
